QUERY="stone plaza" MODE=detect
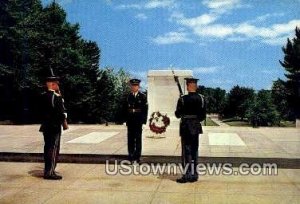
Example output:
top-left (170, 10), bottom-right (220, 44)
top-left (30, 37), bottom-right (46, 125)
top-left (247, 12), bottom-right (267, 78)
top-left (0, 123), bottom-right (299, 159)
top-left (0, 120), bottom-right (300, 203)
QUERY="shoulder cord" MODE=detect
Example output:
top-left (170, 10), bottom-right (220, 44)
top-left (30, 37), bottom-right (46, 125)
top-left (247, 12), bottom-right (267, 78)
top-left (198, 94), bottom-right (205, 109)
top-left (51, 94), bottom-right (55, 108)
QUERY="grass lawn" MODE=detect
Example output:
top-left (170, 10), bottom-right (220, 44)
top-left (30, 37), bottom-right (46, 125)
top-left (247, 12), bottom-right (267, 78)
top-left (222, 117), bottom-right (251, 127)
top-left (225, 121), bottom-right (251, 127)
top-left (202, 117), bottom-right (219, 126)
top-left (222, 117), bottom-right (296, 127)
top-left (279, 121), bottom-right (296, 127)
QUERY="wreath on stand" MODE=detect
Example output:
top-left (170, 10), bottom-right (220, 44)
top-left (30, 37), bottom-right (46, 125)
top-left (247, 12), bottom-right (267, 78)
top-left (148, 111), bottom-right (170, 137)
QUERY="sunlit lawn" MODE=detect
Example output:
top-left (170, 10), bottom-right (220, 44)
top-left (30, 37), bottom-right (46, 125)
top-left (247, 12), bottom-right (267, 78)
top-left (222, 117), bottom-right (296, 127)
top-left (202, 117), bottom-right (219, 126)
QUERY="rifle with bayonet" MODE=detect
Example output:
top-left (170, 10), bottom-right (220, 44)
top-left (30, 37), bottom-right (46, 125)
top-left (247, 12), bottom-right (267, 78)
top-left (172, 69), bottom-right (184, 102)
top-left (171, 68), bottom-right (186, 166)
top-left (172, 69), bottom-right (183, 97)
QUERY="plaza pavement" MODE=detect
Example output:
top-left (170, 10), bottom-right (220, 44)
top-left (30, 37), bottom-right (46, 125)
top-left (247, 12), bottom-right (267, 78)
top-left (0, 120), bottom-right (299, 159)
top-left (0, 162), bottom-right (299, 204)
top-left (0, 118), bottom-right (300, 203)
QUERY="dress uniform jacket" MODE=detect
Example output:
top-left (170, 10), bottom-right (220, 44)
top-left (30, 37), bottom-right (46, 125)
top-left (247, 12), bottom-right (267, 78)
top-left (122, 91), bottom-right (148, 125)
top-left (175, 92), bottom-right (206, 139)
top-left (39, 90), bottom-right (66, 133)
top-left (121, 91), bottom-right (148, 161)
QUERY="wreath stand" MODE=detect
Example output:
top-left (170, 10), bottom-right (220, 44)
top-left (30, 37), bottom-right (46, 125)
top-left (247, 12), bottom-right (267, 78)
top-left (147, 132), bottom-right (166, 139)
top-left (147, 111), bottom-right (170, 139)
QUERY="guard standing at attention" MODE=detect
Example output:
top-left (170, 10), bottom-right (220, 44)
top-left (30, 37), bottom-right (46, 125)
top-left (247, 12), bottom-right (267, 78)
top-left (175, 78), bottom-right (206, 183)
top-left (121, 79), bottom-right (148, 163)
top-left (39, 72), bottom-right (68, 180)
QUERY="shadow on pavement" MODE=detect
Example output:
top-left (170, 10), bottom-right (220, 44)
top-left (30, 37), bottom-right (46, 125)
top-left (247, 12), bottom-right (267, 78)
top-left (28, 168), bottom-right (44, 178)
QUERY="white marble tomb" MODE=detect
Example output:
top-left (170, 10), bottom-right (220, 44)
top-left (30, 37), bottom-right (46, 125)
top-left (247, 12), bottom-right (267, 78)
top-left (147, 70), bottom-right (193, 127)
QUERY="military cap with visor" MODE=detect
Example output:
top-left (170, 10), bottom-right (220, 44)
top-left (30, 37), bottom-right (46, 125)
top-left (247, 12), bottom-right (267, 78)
top-left (46, 68), bottom-right (60, 82)
top-left (184, 77), bottom-right (199, 84)
top-left (129, 78), bottom-right (141, 85)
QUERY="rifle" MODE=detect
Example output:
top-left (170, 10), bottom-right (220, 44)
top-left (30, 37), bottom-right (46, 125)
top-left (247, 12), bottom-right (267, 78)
top-left (172, 69), bottom-right (184, 106)
top-left (172, 69), bottom-right (186, 167)
top-left (172, 69), bottom-right (183, 97)
top-left (56, 89), bottom-right (69, 130)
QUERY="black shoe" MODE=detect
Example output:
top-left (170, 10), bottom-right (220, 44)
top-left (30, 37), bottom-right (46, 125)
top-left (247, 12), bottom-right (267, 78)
top-left (176, 177), bottom-right (188, 183)
top-left (44, 174), bottom-right (62, 180)
top-left (53, 173), bottom-right (62, 179)
top-left (188, 177), bottom-right (198, 183)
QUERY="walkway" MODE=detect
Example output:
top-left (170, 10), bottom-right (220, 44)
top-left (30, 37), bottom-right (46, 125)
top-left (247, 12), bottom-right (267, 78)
top-left (0, 162), bottom-right (299, 204)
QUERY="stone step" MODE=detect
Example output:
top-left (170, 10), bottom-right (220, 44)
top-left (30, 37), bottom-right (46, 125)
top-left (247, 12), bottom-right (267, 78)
top-left (1, 152), bottom-right (299, 169)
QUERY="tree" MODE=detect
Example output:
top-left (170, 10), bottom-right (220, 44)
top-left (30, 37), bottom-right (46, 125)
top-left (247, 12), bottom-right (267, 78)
top-left (197, 86), bottom-right (226, 114)
top-left (114, 69), bottom-right (131, 123)
top-left (213, 87), bottom-right (226, 114)
top-left (94, 68), bottom-right (130, 123)
top-left (279, 27), bottom-right (300, 120)
top-left (0, 0), bottom-right (102, 123)
top-left (246, 90), bottom-right (280, 127)
top-left (223, 85), bottom-right (255, 119)
top-left (0, 0), bottom-right (133, 124)
top-left (0, 0), bottom-right (44, 122)
top-left (271, 78), bottom-right (293, 120)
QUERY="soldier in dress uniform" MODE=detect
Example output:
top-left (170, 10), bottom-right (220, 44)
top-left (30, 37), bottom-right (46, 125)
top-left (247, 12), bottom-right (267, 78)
top-left (175, 77), bottom-right (206, 183)
top-left (121, 79), bottom-right (148, 163)
top-left (39, 73), bottom-right (68, 180)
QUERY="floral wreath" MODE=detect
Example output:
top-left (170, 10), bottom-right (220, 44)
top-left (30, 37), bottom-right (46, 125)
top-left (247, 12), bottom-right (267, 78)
top-left (149, 111), bottom-right (170, 134)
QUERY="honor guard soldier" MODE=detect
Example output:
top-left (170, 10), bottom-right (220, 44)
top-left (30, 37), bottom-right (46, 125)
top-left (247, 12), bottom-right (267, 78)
top-left (175, 77), bottom-right (206, 183)
top-left (39, 73), bottom-right (68, 180)
top-left (121, 79), bottom-right (148, 163)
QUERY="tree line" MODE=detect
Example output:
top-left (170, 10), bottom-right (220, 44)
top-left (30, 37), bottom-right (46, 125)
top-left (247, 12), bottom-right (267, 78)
top-left (0, 0), bottom-right (129, 124)
top-left (198, 27), bottom-right (299, 127)
top-left (198, 85), bottom-right (280, 126)
top-left (198, 26), bottom-right (300, 127)
top-left (0, 1), bottom-right (299, 126)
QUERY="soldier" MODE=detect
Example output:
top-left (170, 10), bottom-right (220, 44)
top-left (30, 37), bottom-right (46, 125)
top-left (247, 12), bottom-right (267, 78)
top-left (39, 74), bottom-right (68, 180)
top-left (175, 78), bottom-right (206, 183)
top-left (121, 79), bottom-right (148, 163)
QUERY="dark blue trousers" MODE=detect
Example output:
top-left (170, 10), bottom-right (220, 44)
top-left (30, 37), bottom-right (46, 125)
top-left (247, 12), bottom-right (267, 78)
top-left (43, 131), bottom-right (61, 176)
top-left (181, 135), bottom-right (199, 179)
top-left (127, 123), bottom-right (142, 161)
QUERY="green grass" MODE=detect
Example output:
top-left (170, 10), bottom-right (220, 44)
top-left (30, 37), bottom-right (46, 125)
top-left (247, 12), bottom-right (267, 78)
top-left (279, 121), bottom-right (296, 127)
top-left (222, 117), bottom-right (247, 123)
top-left (222, 117), bottom-right (296, 127)
top-left (225, 121), bottom-right (251, 127)
top-left (222, 117), bottom-right (251, 127)
top-left (202, 117), bottom-right (219, 126)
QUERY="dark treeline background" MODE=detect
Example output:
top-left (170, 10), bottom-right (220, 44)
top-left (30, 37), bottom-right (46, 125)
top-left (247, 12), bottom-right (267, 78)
top-left (0, 0), bottom-right (130, 124)
top-left (0, 0), bottom-right (299, 126)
